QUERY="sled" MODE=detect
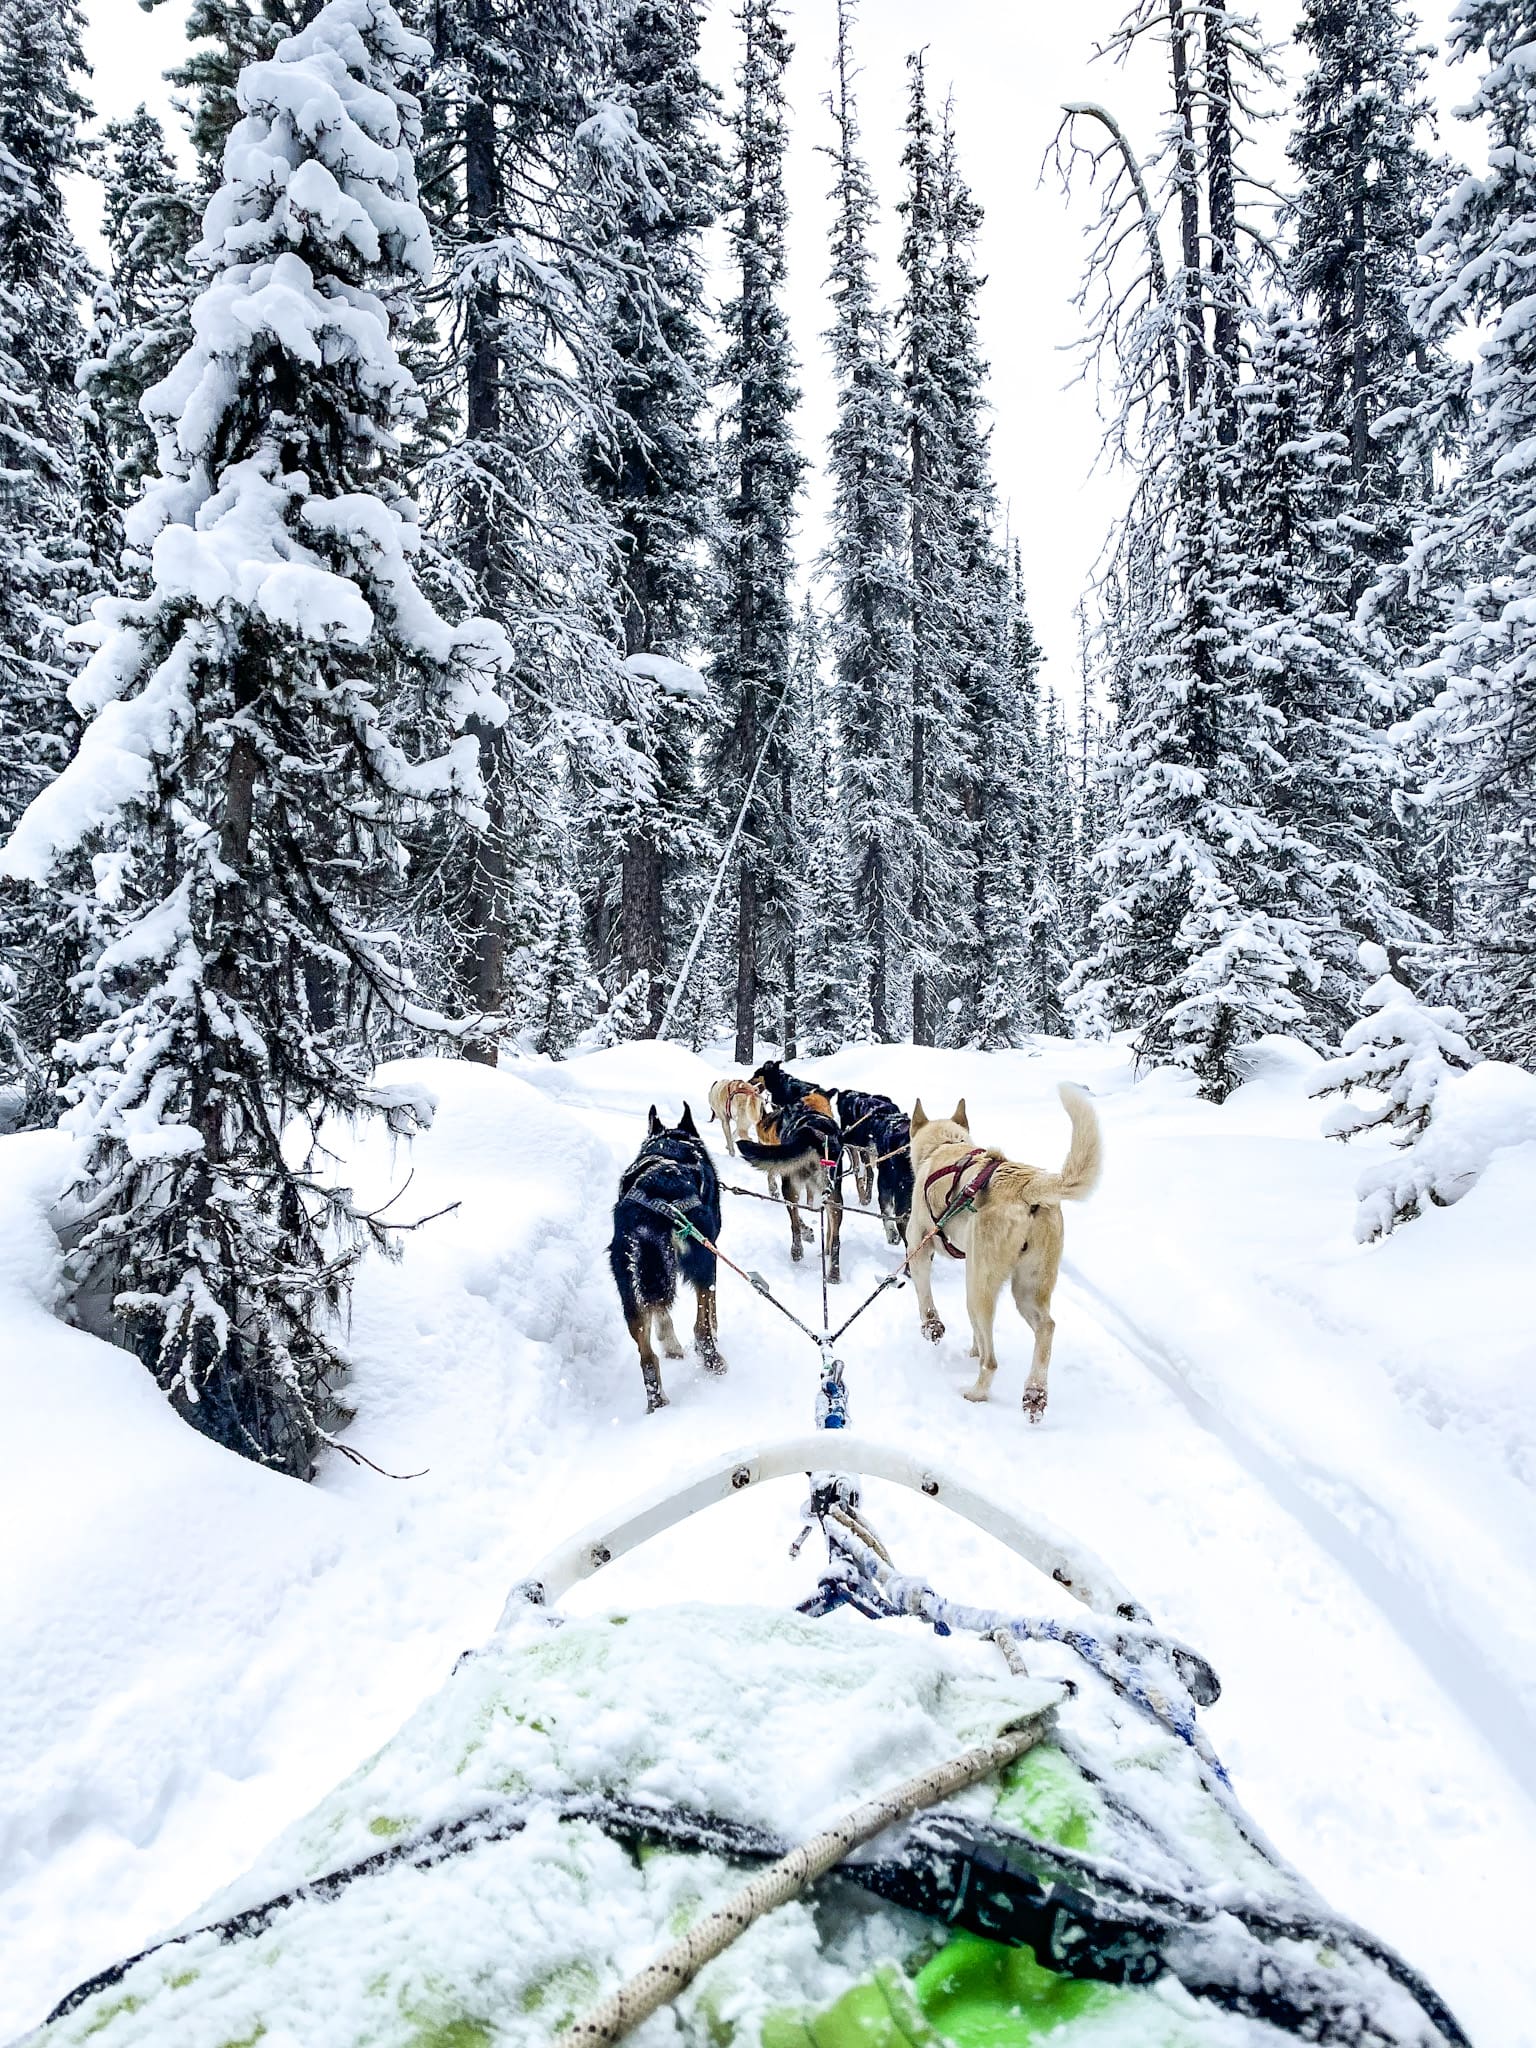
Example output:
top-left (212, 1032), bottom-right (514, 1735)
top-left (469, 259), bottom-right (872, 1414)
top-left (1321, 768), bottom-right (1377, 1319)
top-left (27, 1439), bottom-right (1466, 2048)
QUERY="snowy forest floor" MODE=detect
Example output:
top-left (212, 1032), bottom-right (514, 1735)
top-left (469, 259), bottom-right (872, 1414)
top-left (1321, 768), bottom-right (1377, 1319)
top-left (2, 1035), bottom-right (1534, 2045)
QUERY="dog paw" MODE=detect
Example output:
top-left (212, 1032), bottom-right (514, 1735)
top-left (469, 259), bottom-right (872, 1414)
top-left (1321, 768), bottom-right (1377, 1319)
top-left (1022, 1385), bottom-right (1047, 1423)
top-left (963, 1380), bottom-right (990, 1403)
top-left (699, 1348), bottom-right (728, 1375)
top-left (921, 1313), bottom-right (945, 1343)
top-left (663, 1339), bottom-right (685, 1360)
top-left (791, 1244), bottom-right (804, 1263)
top-left (645, 1391), bottom-right (671, 1414)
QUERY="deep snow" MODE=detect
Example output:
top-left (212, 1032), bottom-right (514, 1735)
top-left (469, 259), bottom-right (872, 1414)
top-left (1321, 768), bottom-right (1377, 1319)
top-left (1, 1035), bottom-right (1533, 2044)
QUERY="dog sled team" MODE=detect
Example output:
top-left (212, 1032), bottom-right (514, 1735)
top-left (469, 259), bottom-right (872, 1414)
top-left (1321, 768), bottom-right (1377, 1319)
top-left (609, 1058), bottom-right (1102, 1421)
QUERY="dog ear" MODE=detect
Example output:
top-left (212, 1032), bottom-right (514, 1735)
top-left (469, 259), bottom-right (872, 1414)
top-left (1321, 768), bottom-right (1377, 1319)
top-left (911, 1100), bottom-right (927, 1133)
top-left (953, 1099), bottom-right (969, 1130)
top-left (679, 1102), bottom-right (699, 1136)
top-left (647, 1104), bottom-right (662, 1134)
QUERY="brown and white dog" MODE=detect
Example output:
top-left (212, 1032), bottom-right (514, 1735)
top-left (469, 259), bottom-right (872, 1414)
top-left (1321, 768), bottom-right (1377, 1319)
top-left (707, 1075), bottom-right (766, 1157)
top-left (906, 1085), bottom-right (1101, 1420)
top-left (738, 1087), bottom-right (845, 1281)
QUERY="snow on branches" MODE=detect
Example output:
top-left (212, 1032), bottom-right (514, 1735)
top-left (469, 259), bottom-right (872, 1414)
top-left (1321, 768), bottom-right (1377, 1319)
top-left (0, 0), bottom-right (509, 1475)
top-left (1311, 941), bottom-right (1480, 1239)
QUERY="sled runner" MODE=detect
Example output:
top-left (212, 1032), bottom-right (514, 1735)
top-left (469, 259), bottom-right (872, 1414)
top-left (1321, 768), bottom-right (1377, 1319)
top-left (27, 1440), bottom-right (1467, 2048)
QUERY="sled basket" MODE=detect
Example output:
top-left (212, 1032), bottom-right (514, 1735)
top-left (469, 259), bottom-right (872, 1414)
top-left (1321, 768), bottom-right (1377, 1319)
top-left (25, 1439), bottom-right (1466, 2048)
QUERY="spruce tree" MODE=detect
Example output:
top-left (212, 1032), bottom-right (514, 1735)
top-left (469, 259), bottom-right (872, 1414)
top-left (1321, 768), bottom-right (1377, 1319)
top-left (970, 545), bottom-right (1030, 1050)
top-left (822, 0), bottom-right (910, 1042)
top-left (898, 54), bottom-right (971, 1046)
top-left (1077, 398), bottom-right (1314, 1095)
top-left (0, 0), bottom-right (94, 1107)
top-left (1059, 9), bottom-right (1326, 1097)
top-left (710, 0), bottom-right (802, 1063)
top-left (1288, 0), bottom-right (1441, 611)
top-left (789, 596), bottom-right (868, 1055)
top-left (0, 0), bottom-right (510, 1474)
top-left (1008, 562), bottom-right (1073, 1037)
top-left (1406, 0), bottom-right (1536, 1068)
top-left (1230, 305), bottom-right (1423, 1037)
top-left (1311, 941), bottom-right (1478, 1238)
top-left (589, 0), bottom-right (720, 1038)
top-left (84, 107), bottom-right (200, 508)
top-left (935, 101), bottom-right (1011, 1046)
top-left (1282, 0), bottom-right (1450, 955)
top-left (416, 0), bottom-right (662, 1062)
top-left (585, 0), bottom-right (724, 1040)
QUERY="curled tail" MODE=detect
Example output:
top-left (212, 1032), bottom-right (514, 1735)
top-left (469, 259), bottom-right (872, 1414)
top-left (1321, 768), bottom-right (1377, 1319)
top-left (1032, 1084), bottom-right (1102, 1205)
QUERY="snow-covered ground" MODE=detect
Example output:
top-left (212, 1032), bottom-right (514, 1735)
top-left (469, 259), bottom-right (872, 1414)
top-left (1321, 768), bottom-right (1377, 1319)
top-left (2, 1035), bottom-right (1534, 2045)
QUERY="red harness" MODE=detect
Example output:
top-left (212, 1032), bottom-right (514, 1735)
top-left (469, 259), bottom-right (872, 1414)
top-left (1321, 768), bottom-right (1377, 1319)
top-left (922, 1147), bottom-right (1003, 1259)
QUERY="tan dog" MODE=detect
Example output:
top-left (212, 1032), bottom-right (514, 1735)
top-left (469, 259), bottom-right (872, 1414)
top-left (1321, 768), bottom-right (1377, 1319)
top-left (707, 1075), bottom-right (765, 1157)
top-left (907, 1085), bottom-right (1101, 1420)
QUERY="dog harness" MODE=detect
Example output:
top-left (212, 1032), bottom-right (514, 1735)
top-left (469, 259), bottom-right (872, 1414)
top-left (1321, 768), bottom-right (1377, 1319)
top-left (922, 1148), bottom-right (1003, 1260)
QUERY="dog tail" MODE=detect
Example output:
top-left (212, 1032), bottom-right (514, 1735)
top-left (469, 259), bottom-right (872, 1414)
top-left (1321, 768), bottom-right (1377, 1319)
top-left (737, 1135), bottom-right (819, 1168)
top-left (608, 1202), bottom-right (677, 1318)
top-left (1031, 1084), bottom-right (1102, 1205)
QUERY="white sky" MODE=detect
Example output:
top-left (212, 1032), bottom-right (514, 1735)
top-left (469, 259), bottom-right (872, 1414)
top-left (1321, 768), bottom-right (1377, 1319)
top-left (73, 0), bottom-right (1469, 700)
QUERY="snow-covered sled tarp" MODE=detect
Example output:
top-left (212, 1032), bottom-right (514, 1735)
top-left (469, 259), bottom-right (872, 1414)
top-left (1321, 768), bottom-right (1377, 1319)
top-left (26, 1453), bottom-right (1465, 2048)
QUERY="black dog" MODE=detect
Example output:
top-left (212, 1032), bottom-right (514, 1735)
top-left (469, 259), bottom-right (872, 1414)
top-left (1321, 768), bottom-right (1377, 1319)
top-left (608, 1104), bottom-right (724, 1413)
top-left (738, 1084), bottom-right (845, 1281)
top-left (750, 1058), bottom-right (829, 1114)
top-left (831, 1088), bottom-right (913, 1246)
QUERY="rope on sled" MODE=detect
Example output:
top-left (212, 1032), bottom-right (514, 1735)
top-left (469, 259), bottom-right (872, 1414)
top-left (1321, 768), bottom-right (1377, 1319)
top-left (562, 1716), bottom-right (1051, 2048)
top-left (804, 1508), bottom-right (1234, 1794)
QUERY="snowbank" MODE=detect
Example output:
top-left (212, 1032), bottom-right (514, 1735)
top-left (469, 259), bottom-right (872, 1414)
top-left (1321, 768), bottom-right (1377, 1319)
top-left (2, 1036), bottom-right (1534, 2043)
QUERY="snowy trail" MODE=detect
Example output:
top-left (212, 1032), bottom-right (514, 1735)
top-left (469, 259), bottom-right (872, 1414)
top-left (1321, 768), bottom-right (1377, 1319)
top-left (3, 1037), bottom-right (1534, 2045)
top-left (1061, 1256), bottom-right (1536, 1811)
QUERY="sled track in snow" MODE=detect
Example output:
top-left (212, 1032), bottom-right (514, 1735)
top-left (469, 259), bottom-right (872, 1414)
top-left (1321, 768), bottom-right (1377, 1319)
top-left (1060, 1260), bottom-right (1536, 1810)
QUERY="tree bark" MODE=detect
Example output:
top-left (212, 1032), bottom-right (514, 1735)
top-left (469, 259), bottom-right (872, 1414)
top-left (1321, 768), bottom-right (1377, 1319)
top-left (1168, 0), bottom-right (1206, 415)
top-left (734, 864), bottom-right (757, 1064)
top-left (1205, 0), bottom-right (1240, 440)
top-left (617, 570), bottom-right (668, 1036)
top-left (459, 0), bottom-right (509, 1067)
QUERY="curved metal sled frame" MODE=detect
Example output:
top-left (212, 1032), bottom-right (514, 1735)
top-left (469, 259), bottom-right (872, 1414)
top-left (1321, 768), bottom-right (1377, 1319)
top-left (499, 1432), bottom-right (1150, 1628)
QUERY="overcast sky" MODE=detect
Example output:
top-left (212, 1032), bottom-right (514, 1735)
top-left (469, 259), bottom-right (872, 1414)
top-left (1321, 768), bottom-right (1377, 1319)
top-left (73, 0), bottom-right (1468, 702)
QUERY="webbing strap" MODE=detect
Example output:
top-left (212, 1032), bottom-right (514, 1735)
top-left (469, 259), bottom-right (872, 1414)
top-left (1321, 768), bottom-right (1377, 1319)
top-left (922, 1149), bottom-right (1002, 1261)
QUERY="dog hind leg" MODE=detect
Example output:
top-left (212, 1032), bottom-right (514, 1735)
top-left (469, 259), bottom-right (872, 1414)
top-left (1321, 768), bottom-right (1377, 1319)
top-left (655, 1304), bottom-right (686, 1359)
top-left (628, 1312), bottom-right (668, 1414)
top-left (693, 1285), bottom-right (726, 1372)
top-left (786, 1183), bottom-right (806, 1262)
top-left (963, 1253), bottom-right (1004, 1403)
top-left (1011, 1268), bottom-right (1056, 1423)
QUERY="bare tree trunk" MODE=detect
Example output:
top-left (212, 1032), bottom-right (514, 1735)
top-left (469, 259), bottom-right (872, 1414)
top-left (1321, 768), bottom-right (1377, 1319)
top-left (1205, 0), bottom-right (1240, 441)
top-left (1348, 51), bottom-right (1370, 490)
top-left (1169, 0), bottom-right (1206, 415)
top-left (459, 0), bottom-right (509, 1067)
top-left (617, 576), bottom-right (667, 1035)
top-left (867, 844), bottom-right (888, 1041)
top-left (734, 865), bottom-right (757, 1064)
top-left (910, 416), bottom-right (932, 1048)
top-left (619, 827), bottom-right (665, 1033)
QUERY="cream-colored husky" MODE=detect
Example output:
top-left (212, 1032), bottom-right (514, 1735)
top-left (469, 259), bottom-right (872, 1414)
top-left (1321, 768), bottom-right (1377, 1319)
top-left (707, 1076), bottom-right (766, 1157)
top-left (907, 1085), bottom-right (1102, 1420)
